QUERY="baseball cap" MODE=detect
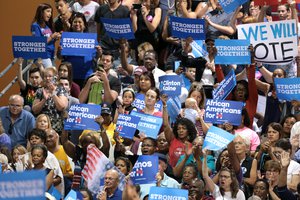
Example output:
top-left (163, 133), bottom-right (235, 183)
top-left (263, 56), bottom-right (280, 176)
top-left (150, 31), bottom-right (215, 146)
top-left (101, 102), bottom-right (112, 115)
top-left (133, 66), bottom-right (147, 76)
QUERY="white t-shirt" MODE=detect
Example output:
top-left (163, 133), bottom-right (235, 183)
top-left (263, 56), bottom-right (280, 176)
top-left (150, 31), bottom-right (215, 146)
top-left (287, 160), bottom-right (300, 183)
top-left (213, 184), bottom-right (245, 200)
top-left (72, 1), bottom-right (99, 33)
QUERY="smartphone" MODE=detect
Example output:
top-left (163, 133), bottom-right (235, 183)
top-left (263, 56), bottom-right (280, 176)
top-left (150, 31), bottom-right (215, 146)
top-left (133, 3), bottom-right (142, 9)
top-left (51, 76), bottom-right (57, 84)
top-left (97, 64), bottom-right (104, 72)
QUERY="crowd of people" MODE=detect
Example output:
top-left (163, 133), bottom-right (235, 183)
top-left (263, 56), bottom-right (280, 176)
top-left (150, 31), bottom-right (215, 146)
top-left (1, 0), bottom-right (300, 199)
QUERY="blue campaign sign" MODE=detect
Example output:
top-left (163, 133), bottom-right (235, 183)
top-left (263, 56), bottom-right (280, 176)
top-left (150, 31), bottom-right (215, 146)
top-left (60, 32), bottom-right (97, 56)
top-left (116, 114), bottom-right (140, 139)
top-left (159, 75), bottom-right (182, 96)
top-left (48, 185), bottom-right (62, 200)
top-left (213, 69), bottom-right (236, 100)
top-left (274, 78), bottom-right (300, 101)
top-left (101, 18), bottom-right (135, 40)
top-left (203, 126), bottom-right (235, 151)
top-left (0, 170), bottom-right (45, 200)
top-left (64, 189), bottom-right (77, 200)
top-left (130, 155), bottom-right (158, 184)
top-left (219, 0), bottom-right (248, 13)
top-left (12, 36), bottom-right (47, 59)
top-left (149, 187), bottom-right (188, 200)
top-left (167, 96), bottom-right (181, 124)
top-left (215, 39), bottom-right (251, 65)
top-left (170, 16), bottom-right (205, 40)
top-left (130, 111), bottom-right (163, 139)
top-left (132, 93), bottom-right (163, 112)
top-left (64, 104), bottom-right (101, 131)
top-left (204, 99), bottom-right (243, 126)
top-left (191, 40), bottom-right (208, 58)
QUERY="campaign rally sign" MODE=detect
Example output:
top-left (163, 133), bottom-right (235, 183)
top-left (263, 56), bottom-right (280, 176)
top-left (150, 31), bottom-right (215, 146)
top-left (101, 18), bottom-right (134, 40)
top-left (64, 104), bottom-right (101, 131)
top-left (130, 155), bottom-right (158, 184)
top-left (238, 20), bottom-right (298, 65)
top-left (204, 99), bottom-right (243, 126)
top-left (215, 39), bottom-right (251, 65)
top-left (130, 111), bottom-right (163, 139)
top-left (61, 32), bottom-right (97, 56)
top-left (203, 126), bottom-right (235, 151)
top-left (191, 40), bottom-right (208, 57)
top-left (149, 187), bottom-right (188, 200)
top-left (219, 0), bottom-right (248, 13)
top-left (167, 96), bottom-right (181, 124)
top-left (116, 114), bottom-right (140, 139)
top-left (170, 16), bottom-right (205, 40)
top-left (274, 77), bottom-right (300, 101)
top-left (213, 69), bottom-right (236, 100)
top-left (12, 36), bottom-right (47, 59)
top-left (132, 93), bottom-right (163, 112)
top-left (159, 75), bottom-right (182, 96)
top-left (0, 170), bottom-right (45, 200)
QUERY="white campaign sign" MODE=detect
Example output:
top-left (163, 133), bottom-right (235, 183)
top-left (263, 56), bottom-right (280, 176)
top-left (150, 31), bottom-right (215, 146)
top-left (237, 20), bottom-right (298, 65)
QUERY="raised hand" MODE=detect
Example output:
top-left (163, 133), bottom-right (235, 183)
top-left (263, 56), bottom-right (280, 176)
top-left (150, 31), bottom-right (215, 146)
top-left (280, 151), bottom-right (290, 168)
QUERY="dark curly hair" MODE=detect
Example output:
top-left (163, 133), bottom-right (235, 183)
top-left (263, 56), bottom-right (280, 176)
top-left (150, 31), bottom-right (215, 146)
top-left (173, 118), bottom-right (197, 143)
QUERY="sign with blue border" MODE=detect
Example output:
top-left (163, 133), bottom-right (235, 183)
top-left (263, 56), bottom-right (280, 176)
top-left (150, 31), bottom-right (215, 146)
top-left (61, 32), bottom-right (97, 56)
top-left (64, 104), bottom-right (101, 131)
top-left (12, 36), bottom-right (47, 59)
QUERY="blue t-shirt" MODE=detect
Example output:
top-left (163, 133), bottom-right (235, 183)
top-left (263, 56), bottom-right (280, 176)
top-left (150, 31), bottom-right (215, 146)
top-left (31, 22), bottom-right (55, 58)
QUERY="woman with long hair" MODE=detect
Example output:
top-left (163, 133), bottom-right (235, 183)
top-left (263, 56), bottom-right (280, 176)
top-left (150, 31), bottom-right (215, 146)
top-left (31, 3), bottom-right (61, 67)
top-left (202, 149), bottom-right (245, 200)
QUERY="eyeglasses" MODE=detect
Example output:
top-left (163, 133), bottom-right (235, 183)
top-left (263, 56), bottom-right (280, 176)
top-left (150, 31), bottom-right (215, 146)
top-left (219, 175), bottom-right (231, 179)
top-left (8, 123), bottom-right (13, 135)
top-left (9, 104), bottom-right (23, 108)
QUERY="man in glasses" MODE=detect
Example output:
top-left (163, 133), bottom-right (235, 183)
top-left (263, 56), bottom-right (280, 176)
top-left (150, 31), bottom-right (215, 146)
top-left (0, 94), bottom-right (35, 148)
top-left (97, 169), bottom-right (122, 200)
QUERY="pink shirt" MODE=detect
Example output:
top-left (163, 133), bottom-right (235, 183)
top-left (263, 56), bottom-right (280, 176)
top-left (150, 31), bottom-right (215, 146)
top-left (235, 127), bottom-right (260, 151)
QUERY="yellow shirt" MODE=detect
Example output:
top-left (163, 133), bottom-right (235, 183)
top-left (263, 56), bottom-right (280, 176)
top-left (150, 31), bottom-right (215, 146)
top-left (53, 145), bottom-right (73, 176)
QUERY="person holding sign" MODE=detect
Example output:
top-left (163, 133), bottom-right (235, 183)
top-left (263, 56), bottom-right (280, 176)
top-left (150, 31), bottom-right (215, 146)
top-left (215, 45), bottom-right (258, 129)
top-left (204, 1), bottom-right (240, 40)
top-left (202, 148), bottom-right (246, 200)
top-left (31, 3), bottom-right (61, 67)
top-left (17, 58), bottom-right (43, 111)
top-left (260, 67), bottom-right (294, 134)
top-left (94, 0), bottom-right (130, 59)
